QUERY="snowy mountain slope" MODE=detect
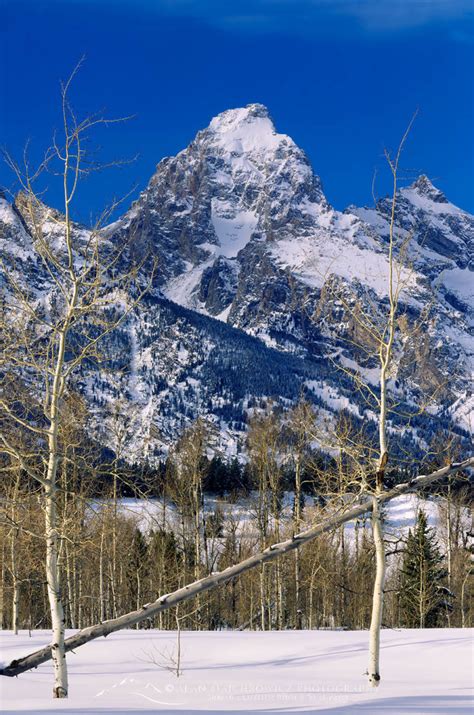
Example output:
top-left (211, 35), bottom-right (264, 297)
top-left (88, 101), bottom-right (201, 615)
top-left (1, 106), bottom-right (472, 462)
top-left (108, 105), bottom-right (472, 434)
top-left (351, 176), bottom-right (473, 310)
top-left (351, 175), bottom-right (474, 431)
top-left (79, 294), bottom-right (339, 462)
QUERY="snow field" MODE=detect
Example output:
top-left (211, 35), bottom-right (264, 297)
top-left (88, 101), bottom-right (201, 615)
top-left (101, 492), bottom-right (448, 544)
top-left (1, 628), bottom-right (472, 713)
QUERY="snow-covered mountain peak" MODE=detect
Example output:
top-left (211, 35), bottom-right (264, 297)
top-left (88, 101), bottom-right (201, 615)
top-left (207, 103), bottom-right (284, 153)
top-left (209, 102), bottom-right (271, 129)
top-left (110, 103), bottom-right (331, 308)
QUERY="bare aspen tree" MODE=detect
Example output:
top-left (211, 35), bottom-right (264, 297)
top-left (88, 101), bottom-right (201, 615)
top-left (9, 467), bottom-right (21, 635)
top-left (0, 62), bottom-right (154, 697)
top-left (168, 418), bottom-right (214, 627)
top-left (96, 399), bottom-right (139, 620)
top-left (310, 116), bottom-right (420, 684)
top-left (285, 399), bottom-right (315, 628)
top-left (247, 409), bottom-right (282, 629)
top-left (0, 464), bottom-right (25, 634)
top-left (0, 534), bottom-right (4, 629)
top-left (367, 116), bottom-right (418, 687)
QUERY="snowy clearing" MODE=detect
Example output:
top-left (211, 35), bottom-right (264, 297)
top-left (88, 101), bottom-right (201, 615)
top-left (93, 492), bottom-right (446, 543)
top-left (0, 628), bottom-right (472, 713)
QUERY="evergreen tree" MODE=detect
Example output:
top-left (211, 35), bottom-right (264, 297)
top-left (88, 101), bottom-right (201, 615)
top-left (125, 528), bottom-right (149, 622)
top-left (399, 509), bottom-right (451, 628)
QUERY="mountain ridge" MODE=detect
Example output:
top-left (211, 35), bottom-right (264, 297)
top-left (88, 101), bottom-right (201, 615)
top-left (1, 104), bottom-right (472, 462)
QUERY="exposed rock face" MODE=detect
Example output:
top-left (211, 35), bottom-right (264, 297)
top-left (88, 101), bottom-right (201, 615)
top-left (1, 105), bottom-right (472, 463)
top-left (198, 257), bottom-right (238, 315)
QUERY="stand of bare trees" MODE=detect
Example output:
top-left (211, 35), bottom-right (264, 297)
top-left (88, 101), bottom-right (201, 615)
top-left (0, 456), bottom-right (471, 679)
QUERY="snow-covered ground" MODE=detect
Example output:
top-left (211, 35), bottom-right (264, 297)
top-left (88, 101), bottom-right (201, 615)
top-left (97, 492), bottom-right (448, 541)
top-left (1, 628), bottom-right (472, 713)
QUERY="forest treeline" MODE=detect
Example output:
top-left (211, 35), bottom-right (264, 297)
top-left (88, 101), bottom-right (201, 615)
top-left (1, 405), bottom-right (471, 635)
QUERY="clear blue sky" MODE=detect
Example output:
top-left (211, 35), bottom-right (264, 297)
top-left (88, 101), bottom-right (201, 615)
top-left (1, 0), bottom-right (473, 224)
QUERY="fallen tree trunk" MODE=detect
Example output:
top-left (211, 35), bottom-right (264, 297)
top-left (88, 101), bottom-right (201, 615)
top-left (2, 457), bottom-right (472, 677)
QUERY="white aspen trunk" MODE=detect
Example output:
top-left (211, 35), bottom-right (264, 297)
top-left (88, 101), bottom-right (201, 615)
top-left (74, 553), bottom-right (79, 629)
top-left (77, 561), bottom-right (83, 629)
top-left (135, 572), bottom-right (141, 630)
top-left (99, 529), bottom-right (105, 623)
top-left (175, 608), bottom-right (182, 677)
top-left (118, 564), bottom-right (124, 621)
top-left (9, 470), bottom-right (21, 634)
top-left (259, 564), bottom-right (266, 630)
top-left (11, 570), bottom-right (19, 635)
top-left (249, 582), bottom-right (254, 630)
top-left (10, 482), bottom-right (19, 635)
top-left (294, 457), bottom-right (302, 629)
top-left (266, 588), bottom-right (272, 629)
top-left (460, 571), bottom-right (469, 628)
top-left (1, 458), bottom-right (471, 679)
top-left (367, 357), bottom-right (389, 687)
top-left (44, 477), bottom-right (68, 698)
top-left (340, 525), bottom-right (347, 624)
top-left (445, 482), bottom-right (452, 626)
top-left (309, 562), bottom-right (321, 630)
top-left (111, 472), bottom-right (118, 619)
top-left (257, 468), bottom-right (268, 632)
top-left (11, 542), bottom-right (19, 635)
top-left (368, 497), bottom-right (385, 687)
top-left (273, 498), bottom-right (283, 630)
top-left (157, 494), bottom-right (166, 629)
top-left (109, 557), bottom-right (117, 620)
top-left (277, 559), bottom-right (283, 630)
top-left (44, 319), bottom-right (74, 698)
top-left (65, 545), bottom-right (76, 630)
top-left (193, 473), bottom-right (202, 627)
top-left (0, 540), bottom-right (5, 630)
top-left (294, 549), bottom-right (301, 628)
